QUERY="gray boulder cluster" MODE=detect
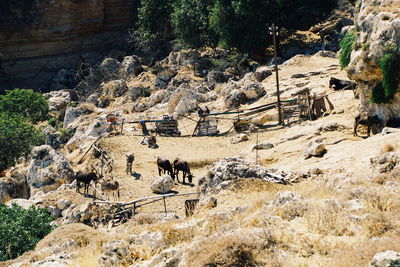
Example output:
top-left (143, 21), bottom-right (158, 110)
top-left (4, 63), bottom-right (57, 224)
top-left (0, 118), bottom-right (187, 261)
top-left (198, 157), bottom-right (288, 193)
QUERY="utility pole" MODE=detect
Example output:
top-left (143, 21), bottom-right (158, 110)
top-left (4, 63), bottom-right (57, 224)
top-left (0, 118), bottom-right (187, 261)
top-left (269, 24), bottom-right (282, 125)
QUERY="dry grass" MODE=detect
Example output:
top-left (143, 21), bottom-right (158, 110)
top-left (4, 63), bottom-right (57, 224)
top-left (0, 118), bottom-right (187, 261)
top-left (189, 158), bottom-right (216, 169)
top-left (305, 202), bottom-right (353, 236)
top-left (362, 212), bottom-right (393, 238)
top-left (76, 246), bottom-right (102, 267)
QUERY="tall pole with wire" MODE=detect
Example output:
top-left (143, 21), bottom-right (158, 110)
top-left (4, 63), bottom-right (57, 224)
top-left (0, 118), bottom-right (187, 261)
top-left (269, 24), bottom-right (282, 125)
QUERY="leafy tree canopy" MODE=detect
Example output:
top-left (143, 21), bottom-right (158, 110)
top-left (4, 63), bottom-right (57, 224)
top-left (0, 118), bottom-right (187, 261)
top-left (0, 203), bottom-right (54, 261)
top-left (0, 89), bottom-right (49, 123)
top-left (0, 113), bottom-right (44, 171)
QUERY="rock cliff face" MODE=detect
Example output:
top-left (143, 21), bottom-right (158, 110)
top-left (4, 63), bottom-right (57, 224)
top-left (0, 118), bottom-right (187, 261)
top-left (347, 0), bottom-right (400, 122)
top-left (0, 0), bottom-right (136, 90)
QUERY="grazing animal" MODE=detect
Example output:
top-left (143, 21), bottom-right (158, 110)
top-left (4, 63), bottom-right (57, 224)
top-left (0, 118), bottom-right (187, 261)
top-left (329, 77), bottom-right (357, 91)
top-left (157, 157), bottom-right (175, 180)
top-left (354, 113), bottom-right (382, 137)
top-left (173, 158), bottom-right (193, 184)
top-left (148, 135), bottom-right (158, 148)
top-left (126, 153), bottom-right (135, 174)
top-left (75, 171), bottom-right (100, 195)
top-left (101, 179), bottom-right (120, 200)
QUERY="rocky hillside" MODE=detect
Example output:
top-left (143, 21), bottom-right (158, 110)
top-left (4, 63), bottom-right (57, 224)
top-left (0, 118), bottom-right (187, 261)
top-left (0, 0), bottom-right (137, 90)
top-left (348, 0), bottom-right (400, 122)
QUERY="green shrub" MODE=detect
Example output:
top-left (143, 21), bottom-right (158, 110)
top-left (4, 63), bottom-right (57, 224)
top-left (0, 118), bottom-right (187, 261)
top-left (48, 117), bottom-right (57, 128)
top-left (379, 53), bottom-right (400, 99)
top-left (0, 113), bottom-right (44, 171)
top-left (0, 89), bottom-right (49, 123)
top-left (339, 30), bottom-right (356, 69)
top-left (370, 82), bottom-right (390, 104)
top-left (0, 203), bottom-right (54, 261)
top-left (370, 52), bottom-right (400, 104)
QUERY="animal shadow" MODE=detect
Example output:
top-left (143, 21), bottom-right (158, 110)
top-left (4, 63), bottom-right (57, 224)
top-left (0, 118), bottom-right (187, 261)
top-left (132, 172), bottom-right (142, 180)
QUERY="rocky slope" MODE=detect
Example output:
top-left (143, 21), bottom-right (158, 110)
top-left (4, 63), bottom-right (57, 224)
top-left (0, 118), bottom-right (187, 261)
top-left (347, 0), bottom-right (400, 122)
top-left (0, 0), bottom-right (137, 90)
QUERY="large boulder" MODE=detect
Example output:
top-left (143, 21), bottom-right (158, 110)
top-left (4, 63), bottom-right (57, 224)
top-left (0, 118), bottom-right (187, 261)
top-left (230, 134), bottom-right (249, 144)
top-left (200, 157), bottom-right (288, 192)
top-left (132, 90), bottom-right (170, 112)
top-left (304, 141), bottom-right (326, 158)
top-left (66, 118), bottom-right (109, 151)
top-left (119, 55), bottom-right (143, 79)
top-left (368, 250), bottom-right (400, 267)
top-left (63, 105), bottom-right (94, 129)
top-left (99, 58), bottom-right (121, 81)
top-left (241, 81), bottom-right (266, 100)
top-left (44, 91), bottom-right (71, 111)
top-left (176, 50), bottom-right (201, 67)
top-left (206, 70), bottom-right (229, 84)
top-left (225, 89), bottom-right (247, 109)
top-left (154, 69), bottom-right (178, 88)
top-left (27, 145), bottom-right (74, 193)
top-left (101, 79), bottom-right (128, 97)
top-left (150, 175), bottom-right (174, 194)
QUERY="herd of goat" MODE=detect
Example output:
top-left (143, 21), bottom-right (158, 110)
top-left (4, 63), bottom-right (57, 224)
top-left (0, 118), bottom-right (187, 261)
top-left (75, 154), bottom-right (193, 200)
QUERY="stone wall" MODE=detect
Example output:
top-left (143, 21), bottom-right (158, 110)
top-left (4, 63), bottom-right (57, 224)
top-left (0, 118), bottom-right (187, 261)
top-left (0, 0), bottom-right (137, 90)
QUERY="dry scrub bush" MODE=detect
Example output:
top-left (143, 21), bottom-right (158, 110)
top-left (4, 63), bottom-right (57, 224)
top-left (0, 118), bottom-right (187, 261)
top-left (362, 189), bottom-right (399, 213)
top-left (183, 234), bottom-right (262, 267)
top-left (162, 227), bottom-right (195, 247)
top-left (362, 212), bottom-right (393, 238)
top-left (372, 173), bottom-right (389, 184)
top-left (383, 144), bottom-right (396, 153)
top-left (77, 103), bottom-right (95, 114)
top-left (305, 202), bottom-right (353, 236)
top-left (273, 200), bottom-right (309, 221)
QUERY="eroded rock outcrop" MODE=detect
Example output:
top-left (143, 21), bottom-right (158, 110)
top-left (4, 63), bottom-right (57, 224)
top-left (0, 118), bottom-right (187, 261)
top-left (347, 0), bottom-right (400, 123)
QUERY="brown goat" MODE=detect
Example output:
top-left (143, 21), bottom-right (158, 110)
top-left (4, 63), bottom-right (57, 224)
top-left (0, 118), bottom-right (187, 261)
top-left (173, 158), bottom-right (193, 184)
top-left (157, 157), bottom-right (175, 180)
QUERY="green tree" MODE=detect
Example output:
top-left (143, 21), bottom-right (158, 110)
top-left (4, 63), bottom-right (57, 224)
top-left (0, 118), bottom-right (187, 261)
top-left (171, 0), bottom-right (217, 48)
top-left (275, 0), bottom-right (337, 30)
top-left (0, 89), bottom-right (49, 123)
top-left (0, 113), bottom-right (44, 171)
top-left (133, 0), bottom-right (175, 50)
top-left (0, 203), bottom-right (54, 261)
top-left (209, 0), bottom-right (275, 53)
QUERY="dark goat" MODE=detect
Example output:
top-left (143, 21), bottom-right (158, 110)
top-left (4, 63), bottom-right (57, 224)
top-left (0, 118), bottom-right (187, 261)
top-left (354, 114), bottom-right (382, 137)
top-left (157, 157), bottom-right (175, 180)
top-left (75, 171), bottom-right (100, 195)
top-left (329, 77), bottom-right (357, 90)
top-left (173, 158), bottom-right (193, 184)
top-left (126, 153), bottom-right (135, 174)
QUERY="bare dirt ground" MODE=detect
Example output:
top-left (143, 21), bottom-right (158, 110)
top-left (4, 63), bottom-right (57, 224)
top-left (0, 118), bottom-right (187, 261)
top-left (59, 54), bottom-right (385, 218)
